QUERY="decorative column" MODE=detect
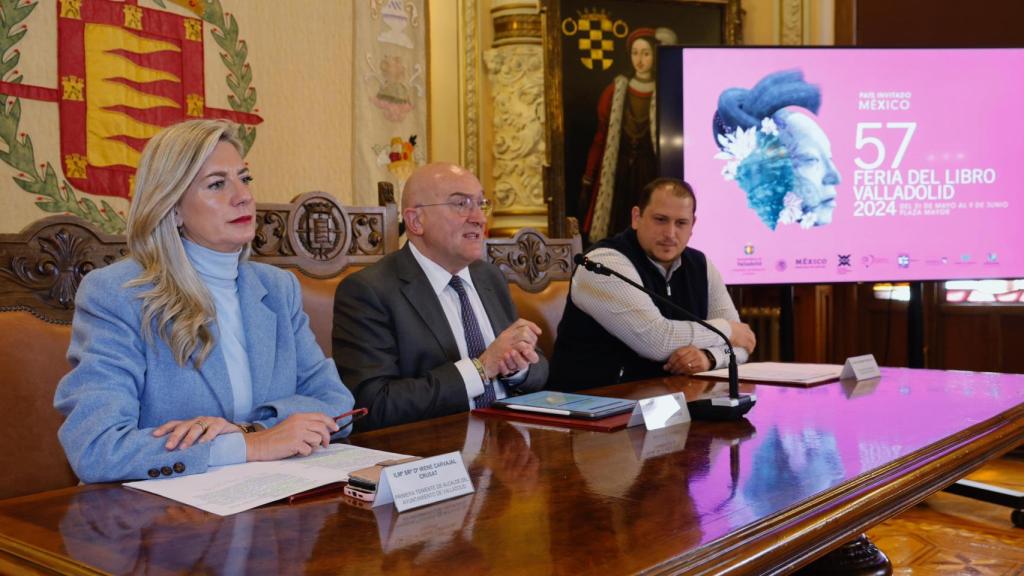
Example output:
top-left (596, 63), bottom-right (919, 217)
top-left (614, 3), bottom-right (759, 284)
top-left (778, 0), bottom-right (833, 46)
top-left (483, 0), bottom-right (547, 236)
top-left (779, 0), bottom-right (807, 45)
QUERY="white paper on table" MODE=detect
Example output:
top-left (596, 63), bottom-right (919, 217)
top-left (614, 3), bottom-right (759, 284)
top-left (124, 444), bottom-right (410, 516)
top-left (697, 362), bottom-right (843, 385)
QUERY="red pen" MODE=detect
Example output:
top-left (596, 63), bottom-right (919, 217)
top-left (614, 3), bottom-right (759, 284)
top-left (334, 407), bottom-right (368, 430)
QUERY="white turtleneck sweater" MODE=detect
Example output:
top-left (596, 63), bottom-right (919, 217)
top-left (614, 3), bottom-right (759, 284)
top-left (183, 239), bottom-right (252, 466)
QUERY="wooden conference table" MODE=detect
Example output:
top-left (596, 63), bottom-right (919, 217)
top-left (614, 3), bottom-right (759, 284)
top-left (1, 368), bottom-right (1022, 575)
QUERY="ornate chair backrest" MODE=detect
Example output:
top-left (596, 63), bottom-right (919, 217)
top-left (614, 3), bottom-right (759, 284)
top-left (253, 190), bottom-right (399, 278)
top-left (483, 220), bottom-right (582, 358)
top-left (0, 216), bottom-right (127, 325)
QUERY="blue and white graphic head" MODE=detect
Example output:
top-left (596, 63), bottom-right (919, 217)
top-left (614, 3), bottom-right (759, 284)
top-left (713, 70), bottom-right (839, 230)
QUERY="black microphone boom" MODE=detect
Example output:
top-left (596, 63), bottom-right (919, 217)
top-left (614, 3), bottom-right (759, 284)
top-left (573, 253), bottom-right (755, 421)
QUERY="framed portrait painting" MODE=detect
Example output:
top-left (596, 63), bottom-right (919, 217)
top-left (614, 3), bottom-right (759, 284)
top-left (543, 0), bottom-right (743, 240)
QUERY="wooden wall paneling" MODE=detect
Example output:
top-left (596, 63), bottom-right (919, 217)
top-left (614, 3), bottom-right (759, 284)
top-left (834, 0), bottom-right (856, 45)
top-left (854, 0), bottom-right (1024, 47)
top-left (792, 285), bottom-right (814, 362)
top-left (728, 285), bottom-right (748, 310)
top-left (793, 285), bottom-right (832, 363)
top-left (731, 285), bottom-right (788, 309)
top-left (740, 306), bottom-right (782, 362)
top-left (819, 286), bottom-right (833, 363)
top-left (1000, 312), bottom-right (1024, 374)
top-left (730, 285), bottom-right (786, 362)
top-left (930, 283), bottom-right (946, 369)
top-left (935, 302), bottom-right (1024, 373)
top-left (937, 308), bottom-right (1000, 371)
top-left (921, 281), bottom-right (941, 369)
top-left (830, 283), bottom-right (861, 364)
top-left (860, 283), bottom-right (907, 367)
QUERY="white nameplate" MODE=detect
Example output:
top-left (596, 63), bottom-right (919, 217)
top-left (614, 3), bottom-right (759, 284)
top-left (636, 393), bottom-right (691, 430)
top-left (374, 451), bottom-right (474, 512)
top-left (841, 354), bottom-right (881, 381)
top-left (627, 403), bottom-right (645, 428)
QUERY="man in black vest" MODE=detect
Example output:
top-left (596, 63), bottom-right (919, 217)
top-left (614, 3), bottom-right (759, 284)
top-left (550, 178), bottom-right (756, 391)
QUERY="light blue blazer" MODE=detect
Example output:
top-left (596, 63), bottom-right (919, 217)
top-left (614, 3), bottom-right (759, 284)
top-left (54, 258), bottom-right (354, 483)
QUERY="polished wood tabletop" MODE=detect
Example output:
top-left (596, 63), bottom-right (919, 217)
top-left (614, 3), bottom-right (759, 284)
top-left (1, 368), bottom-right (1023, 575)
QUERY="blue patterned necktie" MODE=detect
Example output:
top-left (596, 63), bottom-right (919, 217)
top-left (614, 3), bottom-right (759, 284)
top-left (449, 275), bottom-right (496, 408)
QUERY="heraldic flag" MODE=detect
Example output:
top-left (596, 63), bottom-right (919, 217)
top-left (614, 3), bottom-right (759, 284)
top-left (0, 0), bottom-right (262, 200)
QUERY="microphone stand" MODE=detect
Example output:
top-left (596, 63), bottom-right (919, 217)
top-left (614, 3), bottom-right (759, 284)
top-left (574, 254), bottom-right (755, 421)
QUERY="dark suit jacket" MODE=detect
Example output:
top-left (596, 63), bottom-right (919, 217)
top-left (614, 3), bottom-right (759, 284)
top-left (332, 245), bottom-right (548, 431)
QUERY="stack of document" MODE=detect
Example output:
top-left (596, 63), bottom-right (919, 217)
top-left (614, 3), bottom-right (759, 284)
top-left (125, 444), bottom-right (410, 516)
top-left (697, 362), bottom-right (843, 386)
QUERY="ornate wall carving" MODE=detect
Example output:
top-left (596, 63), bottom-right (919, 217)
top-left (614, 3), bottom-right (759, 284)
top-left (251, 190), bottom-right (399, 277)
top-left (780, 0), bottom-right (805, 45)
top-left (485, 1), bottom-right (547, 236)
top-left (0, 217), bottom-right (127, 324)
top-left (484, 47), bottom-right (545, 206)
top-left (485, 227), bottom-right (581, 292)
top-left (462, 0), bottom-right (481, 175)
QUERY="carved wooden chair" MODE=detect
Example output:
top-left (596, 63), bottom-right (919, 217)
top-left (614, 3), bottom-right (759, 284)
top-left (0, 190), bottom-right (397, 500)
top-left (254, 190), bottom-right (399, 354)
top-left (0, 216), bottom-right (121, 500)
top-left (483, 219), bottom-right (582, 359)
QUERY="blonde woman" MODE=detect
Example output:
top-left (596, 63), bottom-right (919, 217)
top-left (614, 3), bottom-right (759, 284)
top-left (55, 120), bottom-right (355, 483)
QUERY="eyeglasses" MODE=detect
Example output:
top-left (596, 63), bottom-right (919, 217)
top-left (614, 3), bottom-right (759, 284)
top-left (416, 194), bottom-right (492, 216)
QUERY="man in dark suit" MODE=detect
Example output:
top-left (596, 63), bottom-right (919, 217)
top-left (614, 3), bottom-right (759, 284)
top-left (333, 163), bottom-right (548, 431)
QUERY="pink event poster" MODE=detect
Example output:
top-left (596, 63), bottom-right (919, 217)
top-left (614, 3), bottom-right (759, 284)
top-left (680, 48), bottom-right (1024, 284)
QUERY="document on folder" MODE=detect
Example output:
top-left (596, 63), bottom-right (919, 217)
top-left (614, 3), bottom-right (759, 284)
top-left (124, 444), bottom-right (410, 516)
top-left (697, 362), bottom-right (844, 386)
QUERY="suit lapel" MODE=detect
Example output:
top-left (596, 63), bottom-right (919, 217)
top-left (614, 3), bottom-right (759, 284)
top-left (195, 335), bottom-right (233, 417)
top-left (397, 246), bottom-right (461, 361)
top-left (470, 264), bottom-right (508, 334)
top-left (237, 263), bottom-right (276, 408)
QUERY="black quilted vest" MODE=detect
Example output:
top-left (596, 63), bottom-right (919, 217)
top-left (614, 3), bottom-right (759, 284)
top-left (549, 229), bottom-right (709, 391)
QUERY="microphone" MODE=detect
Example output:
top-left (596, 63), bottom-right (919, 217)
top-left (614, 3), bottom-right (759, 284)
top-left (573, 253), bottom-right (755, 421)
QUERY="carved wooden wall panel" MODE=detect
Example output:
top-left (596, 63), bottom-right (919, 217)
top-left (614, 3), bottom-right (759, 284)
top-left (252, 190), bottom-right (399, 278)
top-left (0, 217), bottom-right (127, 324)
top-left (485, 225), bottom-right (581, 293)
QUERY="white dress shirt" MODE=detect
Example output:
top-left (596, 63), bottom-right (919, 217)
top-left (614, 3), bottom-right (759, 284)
top-left (407, 242), bottom-right (526, 408)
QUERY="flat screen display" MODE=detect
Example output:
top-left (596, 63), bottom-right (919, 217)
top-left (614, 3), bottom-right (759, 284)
top-left (658, 47), bottom-right (1024, 285)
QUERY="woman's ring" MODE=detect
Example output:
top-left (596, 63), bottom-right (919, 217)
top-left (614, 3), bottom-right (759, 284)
top-left (195, 420), bottom-right (208, 432)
